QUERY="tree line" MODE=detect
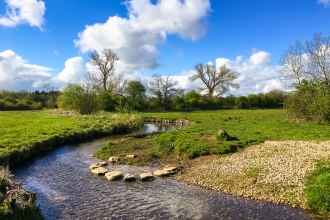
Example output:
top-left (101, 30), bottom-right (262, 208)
top-left (0, 48), bottom-right (288, 113)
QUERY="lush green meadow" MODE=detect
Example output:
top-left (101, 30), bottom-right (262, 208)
top-left (0, 110), bottom-right (142, 164)
top-left (140, 109), bottom-right (330, 158)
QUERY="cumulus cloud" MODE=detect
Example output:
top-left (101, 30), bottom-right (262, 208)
top-left (318, 0), bottom-right (330, 7)
top-left (53, 57), bottom-right (88, 84)
top-left (0, 50), bottom-right (91, 91)
top-left (0, 0), bottom-right (46, 28)
top-left (75, 0), bottom-right (211, 73)
top-left (215, 50), bottom-right (283, 95)
top-left (0, 50), bottom-right (52, 91)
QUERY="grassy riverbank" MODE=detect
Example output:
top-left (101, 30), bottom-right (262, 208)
top-left (0, 110), bottom-right (143, 165)
top-left (94, 109), bottom-right (330, 218)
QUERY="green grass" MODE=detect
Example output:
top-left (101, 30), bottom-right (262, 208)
top-left (0, 110), bottom-right (143, 164)
top-left (305, 159), bottom-right (330, 217)
top-left (139, 109), bottom-right (330, 159)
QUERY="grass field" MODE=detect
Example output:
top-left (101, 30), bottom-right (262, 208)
top-left (0, 110), bottom-right (142, 164)
top-left (95, 109), bottom-right (330, 162)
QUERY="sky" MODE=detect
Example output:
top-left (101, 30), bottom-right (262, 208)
top-left (0, 0), bottom-right (330, 95)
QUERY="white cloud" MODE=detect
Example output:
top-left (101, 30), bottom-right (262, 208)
top-left (0, 50), bottom-right (52, 91)
top-left (318, 0), bottom-right (330, 7)
top-left (215, 50), bottom-right (284, 95)
top-left (0, 50), bottom-right (90, 91)
top-left (75, 0), bottom-right (211, 74)
top-left (53, 57), bottom-right (88, 84)
top-left (0, 0), bottom-right (46, 28)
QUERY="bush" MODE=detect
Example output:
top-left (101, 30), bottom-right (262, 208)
top-left (285, 80), bottom-right (330, 122)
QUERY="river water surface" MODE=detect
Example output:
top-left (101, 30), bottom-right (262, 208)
top-left (13, 124), bottom-right (312, 220)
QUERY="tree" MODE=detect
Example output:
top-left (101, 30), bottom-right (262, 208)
top-left (125, 81), bottom-right (146, 101)
top-left (149, 74), bottom-right (181, 110)
top-left (279, 40), bottom-right (307, 89)
top-left (189, 63), bottom-right (239, 97)
top-left (89, 48), bottom-right (120, 92)
top-left (124, 80), bottom-right (147, 110)
top-left (57, 79), bottom-right (100, 115)
top-left (305, 33), bottom-right (330, 83)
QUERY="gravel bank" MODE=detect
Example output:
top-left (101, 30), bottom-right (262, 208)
top-left (175, 141), bottom-right (330, 208)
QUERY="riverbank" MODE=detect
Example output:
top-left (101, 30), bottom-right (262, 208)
top-left (0, 110), bottom-right (143, 166)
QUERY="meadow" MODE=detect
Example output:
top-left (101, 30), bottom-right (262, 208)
top-left (0, 110), bottom-right (142, 164)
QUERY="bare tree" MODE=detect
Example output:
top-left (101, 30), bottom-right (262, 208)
top-left (305, 33), bottom-right (330, 82)
top-left (279, 40), bottom-right (307, 89)
top-left (89, 48), bottom-right (120, 92)
top-left (149, 74), bottom-right (181, 110)
top-left (189, 63), bottom-right (239, 97)
top-left (107, 73), bottom-right (128, 96)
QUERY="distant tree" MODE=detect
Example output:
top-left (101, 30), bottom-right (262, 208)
top-left (305, 33), bottom-right (330, 83)
top-left (124, 80), bottom-right (147, 110)
top-left (279, 40), bottom-right (307, 89)
top-left (189, 63), bottom-right (239, 97)
top-left (89, 48), bottom-right (120, 92)
top-left (149, 74), bottom-right (181, 110)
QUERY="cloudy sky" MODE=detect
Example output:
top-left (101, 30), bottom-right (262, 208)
top-left (0, 0), bottom-right (330, 95)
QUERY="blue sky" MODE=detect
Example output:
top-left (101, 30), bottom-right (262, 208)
top-left (0, 0), bottom-right (330, 95)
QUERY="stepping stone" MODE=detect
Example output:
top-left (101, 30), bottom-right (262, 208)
top-left (154, 170), bottom-right (171, 177)
top-left (91, 167), bottom-right (107, 175)
top-left (140, 172), bottom-right (154, 181)
top-left (95, 162), bottom-right (108, 166)
top-left (89, 162), bottom-right (108, 170)
top-left (163, 167), bottom-right (178, 174)
top-left (124, 173), bottom-right (136, 181)
top-left (105, 171), bottom-right (123, 181)
top-left (108, 157), bottom-right (119, 163)
top-left (126, 155), bottom-right (135, 158)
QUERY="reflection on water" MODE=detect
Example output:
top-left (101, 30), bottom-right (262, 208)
top-left (13, 124), bottom-right (311, 220)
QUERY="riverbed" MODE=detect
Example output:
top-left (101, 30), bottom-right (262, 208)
top-left (13, 124), bottom-right (312, 220)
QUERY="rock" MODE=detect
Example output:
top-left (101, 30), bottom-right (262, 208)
top-left (96, 162), bottom-right (108, 166)
top-left (154, 170), bottom-right (171, 177)
top-left (140, 172), bottom-right (154, 181)
top-left (89, 162), bottom-right (108, 170)
top-left (124, 173), bottom-right (136, 181)
top-left (89, 164), bottom-right (99, 170)
top-left (218, 129), bottom-right (227, 136)
top-left (91, 167), bottom-right (107, 175)
top-left (126, 155), bottom-right (135, 159)
top-left (217, 129), bottom-right (229, 140)
top-left (105, 171), bottom-right (123, 181)
top-left (163, 166), bottom-right (178, 174)
top-left (109, 157), bottom-right (119, 163)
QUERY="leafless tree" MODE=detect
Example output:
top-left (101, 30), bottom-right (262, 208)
top-left (279, 40), bottom-right (307, 89)
top-left (189, 63), bottom-right (239, 97)
top-left (305, 33), bottom-right (330, 82)
top-left (89, 48), bottom-right (120, 92)
top-left (149, 74), bottom-right (181, 110)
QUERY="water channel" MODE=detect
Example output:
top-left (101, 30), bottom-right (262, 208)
top-left (13, 124), bottom-right (312, 219)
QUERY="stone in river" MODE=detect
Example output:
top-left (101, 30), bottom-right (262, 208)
top-left (89, 162), bottom-right (108, 170)
top-left (91, 167), bottom-right (107, 175)
top-left (124, 173), bottom-right (136, 181)
top-left (140, 172), bottom-right (154, 181)
top-left (96, 162), bottom-right (108, 166)
top-left (154, 170), bottom-right (171, 177)
top-left (163, 167), bottom-right (178, 174)
top-left (108, 157), bottom-right (119, 163)
top-left (105, 171), bottom-right (123, 181)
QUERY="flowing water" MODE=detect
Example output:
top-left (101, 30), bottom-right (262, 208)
top-left (13, 124), bottom-right (311, 220)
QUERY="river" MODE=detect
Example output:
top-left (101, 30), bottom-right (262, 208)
top-left (13, 124), bottom-right (311, 220)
